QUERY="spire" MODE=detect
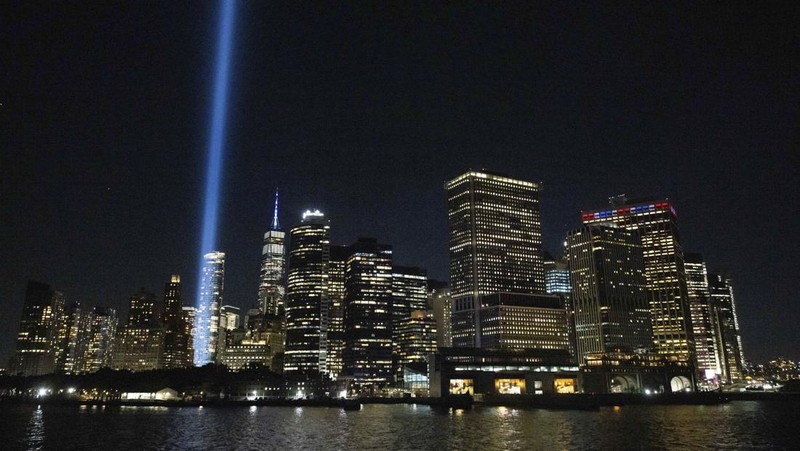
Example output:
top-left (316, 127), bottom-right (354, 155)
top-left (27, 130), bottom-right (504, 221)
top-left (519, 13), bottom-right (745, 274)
top-left (271, 188), bottom-right (280, 230)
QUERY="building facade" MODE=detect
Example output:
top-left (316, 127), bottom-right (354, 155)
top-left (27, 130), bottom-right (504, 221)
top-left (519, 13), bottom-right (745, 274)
top-left (709, 273), bottom-right (745, 383)
top-left (582, 197), bottom-right (694, 362)
top-left (161, 275), bottom-right (190, 369)
top-left (684, 254), bottom-right (720, 381)
top-left (284, 210), bottom-right (330, 375)
top-left (446, 170), bottom-right (545, 300)
top-left (195, 251), bottom-right (225, 366)
top-left (566, 224), bottom-right (651, 361)
top-left (114, 289), bottom-right (163, 371)
top-left (9, 281), bottom-right (66, 376)
top-left (258, 190), bottom-right (286, 317)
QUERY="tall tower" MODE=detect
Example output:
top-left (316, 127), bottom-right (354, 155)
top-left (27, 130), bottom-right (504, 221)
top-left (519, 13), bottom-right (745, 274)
top-left (284, 210), bottom-right (330, 375)
top-left (343, 238), bottom-right (394, 389)
top-left (709, 273), bottom-right (745, 383)
top-left (160, 275), bottom-right (186, 369)
top-left (582, 197), bottom-right (693, 362)
top-left (9, 281), bottom-right (65, 376)
top-left (684, 254), bottom-right (720, 380)
top-left (446, 170), bottom-right (544, 348)
top-left (194, 251), bottom-right (225, 366)
top-left (566, 224), bottom-right (651, 361)
top-left (258, 189), bottom-right (286, 317)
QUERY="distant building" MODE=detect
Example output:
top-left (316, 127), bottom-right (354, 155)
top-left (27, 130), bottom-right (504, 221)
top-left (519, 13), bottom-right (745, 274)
top-left (395, 310), bottom-right (437, 386)
top-left (326, 245), bottom-right (349, 379)
top-left (113, 289), bottom-right (163, 371)
top-left (709, 272), bottom-right (745, 383)
top-left (181, 306), bottom-right (196, 367)
top-left (582, 196), bottom-right (694, 363)
top-left (82, 307), bottom-right (118, 373)
top-left (428, 281), bottom-right (452, 348)
top-left (452, 292), bottom-right (571, 354)
top-left (446, 170), bottom-right (546, 349)
top-left (258, 189), bottom-right (286, 317)
top-left (684, 254), bottom-right (721, 381)
top-left (161, 275), bottom-right (190, 369)
top-left (544, 251), bottom-right (576, 362)
top-left (284, 210), bottom-right (330, 375)
top-left (9, 281), bottom-right (66, 376)
top-left (343, 238), bottom-right (394, 390)
top-left (195, 251), bottom-right (225, 366)
top-left (566, 224), bottom-right (651, 361)
top-left (217, 304), bottom-right (241, 362)
top-left (391, 266), bottom-right (428, 380)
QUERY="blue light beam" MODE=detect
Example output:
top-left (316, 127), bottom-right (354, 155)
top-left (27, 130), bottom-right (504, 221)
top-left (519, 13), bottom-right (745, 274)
top-left (195, 0), bottom-right (236, 366)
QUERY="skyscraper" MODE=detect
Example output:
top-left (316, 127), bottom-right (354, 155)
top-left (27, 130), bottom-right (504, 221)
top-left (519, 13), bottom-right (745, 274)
top-left (709, 272), bottom-right (745, 383)
top-left (684, 253), bottom-right (720, 380)
top-left (82, 307), bottom-right (118, 374)
top-left (114, 288), bottom-right (163, 371)
top-left (343, 238), bottom-right (394, 389)
top-left (446, 170), bottom-right (545, 299)
top-left (391, 266), bottom-right (428, 378)
top-left (195, 251), bottom-right (225, 366)
top-left (446, 170), bottom-right (546, 349)
top-left (284, 210), bottom-right (330, 375)
top-left (566, 224), bottom-right (651, 361)
top-left (326, 244), bottom-right (349, 379)
top-left (258, 189), bottom-right (286, 317)
top-left (161, 275), bottom-right (188, 369)
top-left (582, 196), bottom-right (693, 362)
top-left (544, 251), bottom-right (576, 361)
top-left (9, 281), bottom-right (65, 376)
top-left (429, 281), bottom-right (452, 348)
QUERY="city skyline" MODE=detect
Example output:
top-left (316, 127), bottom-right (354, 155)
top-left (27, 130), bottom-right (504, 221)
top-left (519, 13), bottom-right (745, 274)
top-left (3, 1), bottom-right (797, 368)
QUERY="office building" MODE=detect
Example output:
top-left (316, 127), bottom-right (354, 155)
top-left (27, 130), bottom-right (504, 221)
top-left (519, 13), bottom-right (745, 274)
top-left (113, 289), bottom-right (163, 371)
top-left (195, 251), bottom-right (225, 366)
top-left (82, 307), bottom-right (118, 373)
top-left (446, 170), bottom-right (545, 299)
top-left (284, 210), bottom-right (330, 375)
top-left (326, 245), bottom-right (349, 378)
top-left (181, 306), bottom-right (196, 367)
top-left (428, 281), bottom-right (452, 348)
top-left (258, 190), bottom-right (286, 317)
top-left (160, 275), bottom-right (189, 369)
top-left (544, 251), bottom-right (576, 361)
top-left (343, 238), bottom-right (394, 389)
top-left (566, 224), bottom-right (651, 361)
top-left (395, 310), bottom-right (437, 384)
top-left (684, 254), bottom-right (721, 380)
top-left (709, 273), bottom-right (745, 383)
top-left (9, 281), bottom-right (66, 376)
top-left (582, 196), bottom-right (693, 362)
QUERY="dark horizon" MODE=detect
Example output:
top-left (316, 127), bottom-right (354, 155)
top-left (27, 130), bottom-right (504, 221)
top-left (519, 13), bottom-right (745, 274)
top-left (2, 2), bottom-right (797, 365)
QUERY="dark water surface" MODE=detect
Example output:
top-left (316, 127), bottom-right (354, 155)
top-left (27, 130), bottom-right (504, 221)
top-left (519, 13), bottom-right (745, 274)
top-left (1, 401), bottom-right (797, 450)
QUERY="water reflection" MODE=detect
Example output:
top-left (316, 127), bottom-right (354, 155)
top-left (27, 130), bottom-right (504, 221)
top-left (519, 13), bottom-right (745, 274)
top-left (25, 405), bottom-right (44, 450)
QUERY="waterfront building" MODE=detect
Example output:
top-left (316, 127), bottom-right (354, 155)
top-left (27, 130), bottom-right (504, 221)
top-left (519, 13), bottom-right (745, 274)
top-left (709, 272), bottom-right (745, 383)
top-left (160, 275), bottom-right (189, 369)
top-left (428, 281), bottom-right (452, 348)
top-left (258, 190), bottom-right (286, 317)
top-left (113, 289), bottom-right (163, 371)
top-left (581, 196), bottom-right (694, 362)
top-left (195, 251), bottom-right (225, 366)
top-left (56, 302), bottom-right (88, 374)
top-left (326, 245), bottom-right (349, 378)
top-left (446, 170), bottom-right (545, 349)
top-left (391, 266), bottom-right (428, 380)
top-left (544, 251), bottom-right (576, 362)
top-left (684, 254), bottom-right (721, 381)
top-left (343, 238), bottom-right (394, 390)
top-left (395, 310), bottom-right (437, 385)
top-left (580, 348), bottom-right (695, 394)
top-left (284, 210), bottom-right (330, 375)
top-left (9, 281), bottom-right (66, 376)
top-left (566, 225), bottom-right (651, 361)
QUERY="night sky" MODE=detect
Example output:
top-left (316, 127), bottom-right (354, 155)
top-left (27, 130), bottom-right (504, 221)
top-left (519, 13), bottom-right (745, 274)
top-left (2, 2), bottom-right (797, 365)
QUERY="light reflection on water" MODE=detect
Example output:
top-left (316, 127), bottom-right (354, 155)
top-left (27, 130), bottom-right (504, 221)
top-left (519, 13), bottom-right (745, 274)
top-left (0, 402), bottom-right (797, 450)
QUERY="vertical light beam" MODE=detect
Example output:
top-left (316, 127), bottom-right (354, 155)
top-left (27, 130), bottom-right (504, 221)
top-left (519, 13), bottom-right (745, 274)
top-left (195, 0), bottom-right (236, 366)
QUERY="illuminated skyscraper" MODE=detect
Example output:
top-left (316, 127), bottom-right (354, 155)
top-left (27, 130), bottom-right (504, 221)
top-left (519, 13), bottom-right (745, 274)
top-left (429, 282), bottom-right (452, 348)
top-left (684, 254), bottom-right (720, 380)
top-left (709, 272), bottom-right (745, 383)
top-left (9, 281), bottom-right (65, 376)
top-left (446, 170), bottom-right (545, 299)
top-left (326, 245), bottom-right (349, 378)
top-left (343, 238), bottom-right (394, 389)
top-left (195, 251), bottom-right (225, 365)
top-left (258, 189), bottom-right (286, 317)
top-left (284, 210), bottom-right (330, 374)
top-left (582, 196), bottom-right (694, 362)
top-left (544, 251), bottom-right (576, 361)
top-left (446, 170), bottom-right (546, 348)
top-left (82, 307), bottom-right (118, 374)
top-left (114, 289), bottom-right (162, 371)
top-left (566, 224), bottom-right (651, 361)
top-left (182, 306), bottom-right (196, 367)
top-left (395, 310), bottom-right (437, 385)
top-left (161, 275), bottom-right (189, 369)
